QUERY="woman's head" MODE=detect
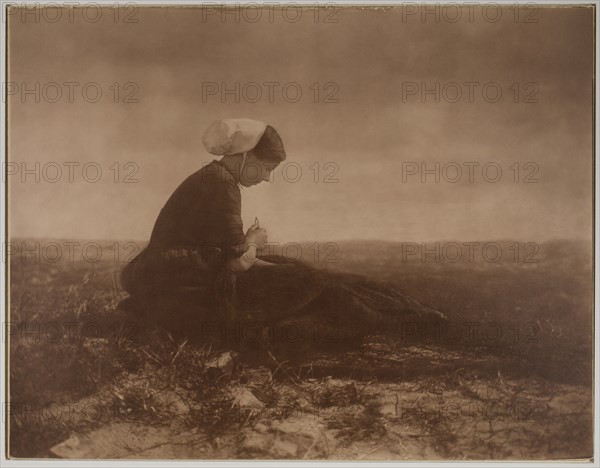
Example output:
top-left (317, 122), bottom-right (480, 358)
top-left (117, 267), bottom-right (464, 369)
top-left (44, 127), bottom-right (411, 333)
top-left (252, 125), bottom-right (286, 163)
top-left (236, 125), bottom-right (287, 187)
top-left (202, 119), bottom-right (286, 187)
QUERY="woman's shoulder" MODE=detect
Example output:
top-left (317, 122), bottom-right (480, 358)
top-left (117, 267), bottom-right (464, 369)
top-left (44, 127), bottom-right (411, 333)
top-left (178, 161), bottom-right (240, 208)
top-left (175, 161), bottom-right (236, 194)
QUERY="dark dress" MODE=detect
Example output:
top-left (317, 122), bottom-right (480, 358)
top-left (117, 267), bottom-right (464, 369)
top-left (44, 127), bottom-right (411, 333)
top-left (120, 160), bottom-right (445, 349)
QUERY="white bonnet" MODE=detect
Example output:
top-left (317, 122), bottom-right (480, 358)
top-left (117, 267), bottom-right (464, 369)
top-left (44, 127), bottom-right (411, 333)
top-left (202, 118), bottom-right (268, 156)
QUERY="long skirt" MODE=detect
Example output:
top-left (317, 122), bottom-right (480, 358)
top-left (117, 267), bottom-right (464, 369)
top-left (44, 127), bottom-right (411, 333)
top-left (118, 249), bottom-right (446, 349)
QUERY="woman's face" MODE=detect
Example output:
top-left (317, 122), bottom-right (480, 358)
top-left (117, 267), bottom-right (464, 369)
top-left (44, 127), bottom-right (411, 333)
top-left (238, 152), bottom-right (278, 187)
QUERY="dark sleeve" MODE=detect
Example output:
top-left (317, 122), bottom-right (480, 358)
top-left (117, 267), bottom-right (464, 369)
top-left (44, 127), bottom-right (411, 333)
top-left (213, 179), bottom-right (246, 260)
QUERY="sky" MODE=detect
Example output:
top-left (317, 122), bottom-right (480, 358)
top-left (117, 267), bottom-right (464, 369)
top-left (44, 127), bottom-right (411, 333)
top-left (6, 5), bottom-right (594, 243)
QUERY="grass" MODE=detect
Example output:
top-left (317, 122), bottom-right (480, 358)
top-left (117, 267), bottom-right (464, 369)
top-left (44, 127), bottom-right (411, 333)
top-left (7, 238), bottom-right (594, 459)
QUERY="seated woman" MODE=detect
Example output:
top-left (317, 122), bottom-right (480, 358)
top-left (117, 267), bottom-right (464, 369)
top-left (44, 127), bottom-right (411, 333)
top-left (120, 118), bottom-right (445, 352)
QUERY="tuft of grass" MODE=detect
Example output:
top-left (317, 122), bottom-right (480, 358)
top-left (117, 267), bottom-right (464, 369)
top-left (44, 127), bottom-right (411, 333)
top-left (312, 381), bottom-right (365, 408)
top-left (328, 400), bottom-right (387, 446)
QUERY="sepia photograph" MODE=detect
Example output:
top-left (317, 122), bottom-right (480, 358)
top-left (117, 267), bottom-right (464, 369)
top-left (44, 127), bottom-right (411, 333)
top-left (2, 1), bottom-right (597, 464)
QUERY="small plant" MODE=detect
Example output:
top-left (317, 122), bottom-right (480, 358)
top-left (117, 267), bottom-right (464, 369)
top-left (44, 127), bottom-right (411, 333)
top-left (328, 399), bottom-right (387, 446)
top-left (312, 381), bottom-right (367, 408)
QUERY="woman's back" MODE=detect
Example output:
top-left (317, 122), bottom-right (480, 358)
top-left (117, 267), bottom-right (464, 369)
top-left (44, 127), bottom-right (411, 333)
top-left (149, 160), bottom-right (245, 256)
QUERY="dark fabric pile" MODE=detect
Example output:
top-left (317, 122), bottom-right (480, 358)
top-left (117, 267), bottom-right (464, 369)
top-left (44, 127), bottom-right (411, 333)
top-left (120, 252), bottom-right (446, 348)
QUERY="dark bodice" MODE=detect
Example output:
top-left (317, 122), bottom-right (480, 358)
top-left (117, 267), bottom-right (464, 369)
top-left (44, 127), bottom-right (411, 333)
top-left (149, 160), bottom-right (246, 260)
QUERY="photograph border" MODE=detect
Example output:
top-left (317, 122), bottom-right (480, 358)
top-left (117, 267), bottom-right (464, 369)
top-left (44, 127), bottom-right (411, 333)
top-left (0, 1), bottom-right (597, 466)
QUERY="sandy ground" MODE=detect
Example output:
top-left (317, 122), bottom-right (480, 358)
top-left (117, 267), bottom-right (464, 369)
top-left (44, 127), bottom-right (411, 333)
top-left (47, 338), bottom-right (593, 460)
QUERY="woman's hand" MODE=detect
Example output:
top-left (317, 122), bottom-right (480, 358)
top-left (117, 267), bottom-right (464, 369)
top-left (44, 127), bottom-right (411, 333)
top-left (227, 218), bottom-right (269, 272)
top-left (246, 228), bottom-right (267, 249)
top-left (245, 219), bottom-right (268, 249)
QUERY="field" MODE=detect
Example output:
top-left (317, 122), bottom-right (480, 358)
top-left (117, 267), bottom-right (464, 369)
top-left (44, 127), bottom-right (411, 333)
top-left (7, 238), bottom-right (594, 460)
